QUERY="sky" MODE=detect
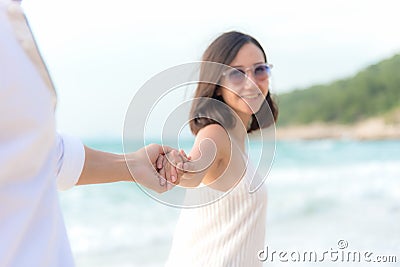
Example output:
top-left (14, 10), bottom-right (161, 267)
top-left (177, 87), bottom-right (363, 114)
top-left (21, 0), bottom-right (400, 140)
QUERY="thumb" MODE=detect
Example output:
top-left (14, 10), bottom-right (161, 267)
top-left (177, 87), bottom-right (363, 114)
top-left (182, 161), bottom-right (196, 173)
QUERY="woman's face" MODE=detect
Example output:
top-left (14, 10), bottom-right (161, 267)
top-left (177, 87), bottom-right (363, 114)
top-left (219, 42), bottom-right (270, 119)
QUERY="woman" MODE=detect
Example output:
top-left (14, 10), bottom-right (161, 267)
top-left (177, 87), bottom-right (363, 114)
top-left (163, 31), bottom-right (278, 266)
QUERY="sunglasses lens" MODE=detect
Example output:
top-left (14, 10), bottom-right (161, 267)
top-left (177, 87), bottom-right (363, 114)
top-left (228, 68), bottom-right (246, 84)
top-left (254, 65), bottom-right (270, 80)
top-left (225, 64), bottom-right (271, 85)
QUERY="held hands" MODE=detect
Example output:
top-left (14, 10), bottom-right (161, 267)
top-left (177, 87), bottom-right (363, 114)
top-left (128, 144), bottom-right (190, 193)
top-left (156, 149), bottom-right (191, 188)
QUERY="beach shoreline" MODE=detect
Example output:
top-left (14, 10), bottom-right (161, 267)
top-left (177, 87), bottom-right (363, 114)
top-left (275, 118), bottom-right (400, 141)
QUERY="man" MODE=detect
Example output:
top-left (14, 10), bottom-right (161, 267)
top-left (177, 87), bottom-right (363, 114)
top-left (0, 0), bottom-right (182, 266)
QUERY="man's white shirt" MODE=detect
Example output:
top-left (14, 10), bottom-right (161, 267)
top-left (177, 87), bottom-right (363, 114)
top-left (0, 1), bottom-right (85, 266)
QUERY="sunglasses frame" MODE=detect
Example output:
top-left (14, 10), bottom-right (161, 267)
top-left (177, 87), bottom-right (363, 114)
top-left (222, 63), bottom-right (273, 85)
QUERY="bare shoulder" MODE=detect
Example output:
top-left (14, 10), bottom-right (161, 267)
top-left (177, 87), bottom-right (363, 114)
top-left (195, 124), bottom-right (230, 157)
top-left (197, 124), bottom-right (229, 143)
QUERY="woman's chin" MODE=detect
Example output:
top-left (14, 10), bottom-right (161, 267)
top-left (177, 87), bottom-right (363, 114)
top-left (244, 103), bottom-right (263, 114)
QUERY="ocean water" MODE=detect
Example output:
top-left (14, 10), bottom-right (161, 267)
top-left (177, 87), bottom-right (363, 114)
top-left (59, 140), bottom-right (400, 266)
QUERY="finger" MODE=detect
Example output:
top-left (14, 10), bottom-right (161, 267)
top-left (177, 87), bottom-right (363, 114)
top-left (176, 161), bottom-right (183, 173)
top-left (146, 144), bottom-right (164, 162)
top-left (156, 179), bottom-right (167, 194)
top-left (170, 164), bottom-right (178, 184)
top-left (159, 165), bottom-right (166, 181)
top-left (174, 162), bottom-right (183, 184)
top-left (157, 166), bottom-right (166, 186)
top-left (179, 149), bottom-right (189, 160)
top-left (176, 150), bottom-right (188, 166)
top-left (183, 161), bottom-right (195, 173)
top-left (159, 175), bottom-right (166, 186)
top-left (161, 145), bottom-right (174, 155)
top-left (171, 151), bottom-right (183, 184)
top-left (164, 157), bottom-right (171, 182)
top-left (168, 150), bottom-right (179, 164)
top-left (151, 168), bottom-right (167, 193)
top-left (156, 155), bottom-right (164, 170)
top-left (166, 151), bottom-right (179, 182)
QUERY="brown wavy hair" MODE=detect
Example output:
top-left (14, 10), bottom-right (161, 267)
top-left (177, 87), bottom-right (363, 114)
top-left (189, 31), bottom-right (279, 135)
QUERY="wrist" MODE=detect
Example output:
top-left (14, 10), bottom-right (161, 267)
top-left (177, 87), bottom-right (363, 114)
top-left (120, 152), bottom-right (140, 182)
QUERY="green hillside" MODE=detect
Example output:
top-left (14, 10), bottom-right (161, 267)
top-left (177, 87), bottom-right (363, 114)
top-left (276, 54), bottom-right (400, 126)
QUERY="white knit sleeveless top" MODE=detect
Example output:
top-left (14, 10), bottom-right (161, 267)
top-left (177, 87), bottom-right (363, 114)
top-left (165, 160), bottom-right (268, 267)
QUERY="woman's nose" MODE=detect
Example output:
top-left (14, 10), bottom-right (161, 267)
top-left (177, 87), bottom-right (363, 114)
top-left (244, 71), bottom-right (258, 89)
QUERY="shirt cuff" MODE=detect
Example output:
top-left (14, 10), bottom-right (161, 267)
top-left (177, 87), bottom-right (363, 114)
top-left (56, 134), bottom-right (85, 191)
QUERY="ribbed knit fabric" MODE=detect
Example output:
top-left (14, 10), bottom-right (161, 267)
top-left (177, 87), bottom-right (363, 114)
top-left (166, 161), bottom-right (267, 267)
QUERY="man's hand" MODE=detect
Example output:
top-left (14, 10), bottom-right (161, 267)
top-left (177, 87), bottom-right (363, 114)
top-left (125, 144), bottom-right (186, 193)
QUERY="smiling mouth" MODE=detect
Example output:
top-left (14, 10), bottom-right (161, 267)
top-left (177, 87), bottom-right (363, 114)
top-left (241, 93), bottom-right (261, 99)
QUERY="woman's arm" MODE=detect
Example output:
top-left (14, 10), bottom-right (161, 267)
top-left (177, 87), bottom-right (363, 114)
top-left (172, 124), bottom-right (231, 188)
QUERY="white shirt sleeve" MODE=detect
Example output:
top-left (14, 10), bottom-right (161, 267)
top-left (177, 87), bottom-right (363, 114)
top-left (56, 134), bottom-right (86, 191)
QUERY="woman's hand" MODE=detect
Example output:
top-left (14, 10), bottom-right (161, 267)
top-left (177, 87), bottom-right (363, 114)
top-left (156, 149), bottom-right (191, 187)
